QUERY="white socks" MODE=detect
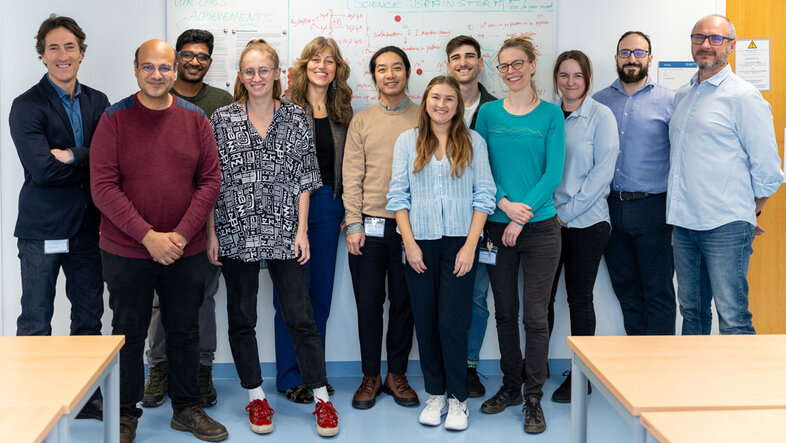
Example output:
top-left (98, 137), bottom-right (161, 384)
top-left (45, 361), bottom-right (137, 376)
top-left (248, 386), bottom-right (266, 402)
top-left (313, 386), bottom-right (329, 402)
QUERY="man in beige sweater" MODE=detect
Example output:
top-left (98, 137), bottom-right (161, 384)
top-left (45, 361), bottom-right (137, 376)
top-left (343, 46), bottom-right (420, 410)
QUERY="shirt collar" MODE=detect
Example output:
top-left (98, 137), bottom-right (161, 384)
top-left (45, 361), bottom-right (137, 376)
top-left (378, 97), bottom-right (410, 112)
top-left (47, 75), bottom-right (81, 101)
top-left (610, 75), bottom-right (655, 96)
top-left (559, 95), bottom-right (594, 119)
top-left (690, 63), bottom-right (732, 87)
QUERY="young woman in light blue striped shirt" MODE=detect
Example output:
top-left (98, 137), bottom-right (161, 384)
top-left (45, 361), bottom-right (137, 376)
top-left (386, 75), bottom-right (495, 432)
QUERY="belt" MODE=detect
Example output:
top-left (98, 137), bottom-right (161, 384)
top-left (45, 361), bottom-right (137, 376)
top-left (608, 191), bottom-right (665, 201)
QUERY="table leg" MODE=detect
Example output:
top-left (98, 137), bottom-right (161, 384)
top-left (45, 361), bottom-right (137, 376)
top-left (102, 353), bottom-right (120, 443)
top-left (43, 416), bottom-right (64, 443)
top-left (56, 414), bottom-right (69, 442)
top-left (571, 353), bottom-right (588, 443)
top-left (632, 419), bottom-right (646, 443)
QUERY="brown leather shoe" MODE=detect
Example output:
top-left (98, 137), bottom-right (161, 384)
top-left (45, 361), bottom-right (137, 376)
top-left (120, 417), bottom-right (137, 443)
top-left (383, 373), bottom-right (420, 406)
top-left (170, 404), bottom-right (228, 441)
top-left (352, 375), bottom-right (382, 409)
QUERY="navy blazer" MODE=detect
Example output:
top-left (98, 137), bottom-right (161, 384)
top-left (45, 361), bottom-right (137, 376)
top-left (9, 74), bottom-right (110, 240)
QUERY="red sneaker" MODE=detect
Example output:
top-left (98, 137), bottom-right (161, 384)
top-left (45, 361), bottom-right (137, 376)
top-left (245, 399), bottom-right (274, 434)
top-left (313, 399), bottom-right (339, 437)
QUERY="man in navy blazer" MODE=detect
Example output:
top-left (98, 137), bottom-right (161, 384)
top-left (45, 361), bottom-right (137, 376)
top-left (9, 15), bottom-right (109, 345)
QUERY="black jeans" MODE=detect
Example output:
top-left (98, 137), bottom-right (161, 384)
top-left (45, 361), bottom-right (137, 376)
top-left (485, 217), bottom-right (561, 398)
top-left (605, 194), bottom-right (676, 335)
top-left (102, 250), bottom-right (209, 418)
top-left (221, 257), bottom-right (327, 390)
top-left (548, 221), bottom-right (610, 337)
top-left (348, 216), bottom-right (414, 376)
top-left (404, 237), bottom-right (475, 402)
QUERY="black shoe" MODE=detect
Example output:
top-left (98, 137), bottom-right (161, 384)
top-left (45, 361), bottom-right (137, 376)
top-left (170, 404), bottom-right (228, 441)
top-left (466, 367), bottom-right (486, 397)
top-left (327, 383), bottom-right (335, 396)
top-left (120, 417), bottom-right (137, 443)
top-left (523, 395), bottom-right (546, 434)
top-left (142, 362), bottom-right (168, 407)
top-left (76, 397), bottom-right (103, 421)
top-left (198, 364), bottom-right (217, 407)
top-left (521, 358), bottom-right (551, 382)
top-left (279, 384), bottom-right (314, 404)
top-left (480, 386), bottom-right (523, 414)
top-left (551, 371), bottom-right (591, 403)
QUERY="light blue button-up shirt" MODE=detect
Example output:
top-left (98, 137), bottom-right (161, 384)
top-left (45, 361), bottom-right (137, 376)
top-left (553, 96), bottom-right (619, 228)
top-left (386, 128), bottom-right (496, 240)
top-left (667, 65), bottom-right (783, 231)
top-left (47, 76), bottom-right (84, 148)
top-left (593, 76), bottom-right (674, 193)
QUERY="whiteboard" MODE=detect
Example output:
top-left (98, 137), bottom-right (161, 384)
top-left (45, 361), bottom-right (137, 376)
top-left (168, 0), bottom-right (556, 109)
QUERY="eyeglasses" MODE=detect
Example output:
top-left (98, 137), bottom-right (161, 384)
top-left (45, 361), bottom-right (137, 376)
top-left (617, 49), bottom-right (649, 58)
top-left (496, 59), bottom-right (529, 73)
top-left (138, 63), bottom-right (174, 75)
top-left (241, 67), bottom-right (276, 80)
top-left (179, 50), bottom-right (210, 63)
top-left (690, 34), bottom-right (733, 46)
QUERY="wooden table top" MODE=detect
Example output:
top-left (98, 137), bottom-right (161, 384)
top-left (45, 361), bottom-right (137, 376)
top-left (0, 403), bottom-right (63, 443)
top-left (641, 409), bottom-right (786, 443)
top-left (0, 335), bottom-right (125, 413)
top-left (567, 335), bottom-right (786, 414)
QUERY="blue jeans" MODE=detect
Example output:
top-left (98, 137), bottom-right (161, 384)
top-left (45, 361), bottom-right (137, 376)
top-left (605, 195), bottom-right (676, 335)
top-left (466, 263), bottom-right (489, 364)
top-left (673, 221), bottom-right (756, 335)
top-left (17, 223), bottom-right (103, 336)
top-left (273, 185), bottom-right (343, 391)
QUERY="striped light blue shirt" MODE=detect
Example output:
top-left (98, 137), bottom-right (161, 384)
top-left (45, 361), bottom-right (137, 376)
top-left (667, 65), bottom-right (783, 231)
top-left (554, 96), bottom-right (619, 228)
top-left (386, 128), bottom-right (496, 240)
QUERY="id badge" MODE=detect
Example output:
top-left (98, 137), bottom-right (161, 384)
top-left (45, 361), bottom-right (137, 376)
top-left (401, 243), bottom-right (407, 264)
top-left (478, 240), bottom-right (498, 265)
top-left (44, 239), bottom-right (69, 254)
top-left (364, 217), bottom-right (386, 237)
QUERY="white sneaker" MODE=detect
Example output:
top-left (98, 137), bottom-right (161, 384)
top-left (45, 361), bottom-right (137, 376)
top-left (444, 397), bottom-right (468, 431)
top-left (418, 394), bottom-right (447, 426)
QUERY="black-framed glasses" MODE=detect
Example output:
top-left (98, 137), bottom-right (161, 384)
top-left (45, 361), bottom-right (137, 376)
top-left (617, 49), bottom-right (649, 58)
top-left (690, 34), bottom-right (733, 46)
top-left (241, 67), bottom-right (276, 80)
top-left (496, 59), bottom-right (529, 73)
top-left (179, 50), bottom-right (210, 63)
top-left (138, 63), bottom-right (174, 75)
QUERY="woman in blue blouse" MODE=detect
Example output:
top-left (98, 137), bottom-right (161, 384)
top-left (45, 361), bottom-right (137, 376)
top-left (474, 35), bottom-right (565, 434)
top-left (387, 75), bottom-right (495, 431)
top-left (547, 50), bottom-right (619, 403)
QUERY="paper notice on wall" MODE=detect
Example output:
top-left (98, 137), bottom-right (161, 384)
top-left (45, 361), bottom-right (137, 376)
top-left (658, 61), bottom-right (697, 91)
top-left (736, 39), bottom-right (770, 91)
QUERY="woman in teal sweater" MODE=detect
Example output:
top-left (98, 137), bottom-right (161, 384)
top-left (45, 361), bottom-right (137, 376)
top-left (474, 35), bottom-right (565, 435)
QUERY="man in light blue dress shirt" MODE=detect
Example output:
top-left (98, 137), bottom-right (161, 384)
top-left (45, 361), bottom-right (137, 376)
top-left (668, 14), bottom-right (782, 335)
top-left (594, 31), bottom-right (677, 335)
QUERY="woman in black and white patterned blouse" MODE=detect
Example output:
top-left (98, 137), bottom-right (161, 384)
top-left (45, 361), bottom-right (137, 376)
top-left (206, 39), bottom-right (339, 438)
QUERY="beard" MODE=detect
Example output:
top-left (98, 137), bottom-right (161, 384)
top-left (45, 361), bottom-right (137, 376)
top-left (695, 48), bottom-right (731, 71)
top-left (617, 62), bottom-right (649, 83)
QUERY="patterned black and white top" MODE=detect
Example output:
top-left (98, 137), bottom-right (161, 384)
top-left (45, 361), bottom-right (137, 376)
top-left (210, 101), bottom-right (322, 261)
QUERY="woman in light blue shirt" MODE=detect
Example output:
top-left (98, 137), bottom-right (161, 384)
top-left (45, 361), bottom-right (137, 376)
top-left (386, 75), bottom-right (495, 432)
top-left (547, 50), bottom-right (619, 403)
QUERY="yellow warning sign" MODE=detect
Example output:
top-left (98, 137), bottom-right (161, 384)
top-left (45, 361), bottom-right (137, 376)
top-left (748, 41), bottom-right (757, 49)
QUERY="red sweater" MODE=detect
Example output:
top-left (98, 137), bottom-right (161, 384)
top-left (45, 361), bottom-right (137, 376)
top-left (90, 93), bottom-right (220, 259)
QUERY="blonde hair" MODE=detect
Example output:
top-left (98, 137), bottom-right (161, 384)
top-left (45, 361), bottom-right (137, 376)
top-left (289, 37), bottom-right (353, 126)
top-left (414, 76), bottom-right (473, 179)
top-left (498, 35), bottom-right (539, 103)
top-left (234, 39), bottom-right (281, 102)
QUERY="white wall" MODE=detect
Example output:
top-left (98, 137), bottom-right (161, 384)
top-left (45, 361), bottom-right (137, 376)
top-left (1, 0), bottom-right (724, 364)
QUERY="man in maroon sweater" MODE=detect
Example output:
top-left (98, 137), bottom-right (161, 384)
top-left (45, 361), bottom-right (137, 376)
top-left (90, 39), bottom-right (226, 442)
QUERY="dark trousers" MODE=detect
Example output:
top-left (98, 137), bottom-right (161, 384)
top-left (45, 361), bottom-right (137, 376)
top-left (17, 222), bottom-right (103, 336)
top-left (348, 216), bottom-right (414, 376)
top-left (486, 217), bottom-right (561, 398)
top-left (405, 237), bottom-right (475, 402)
top-left (102, 251), bottom-right (209, 418)
top-left (222, 257), bottom-right (327, 390)
top-left (605, 194), bottom-right (676, 335)
top-left (548, 221), bottom-right (610, 337)
top-left (273, 186), bottom-right (343, 391)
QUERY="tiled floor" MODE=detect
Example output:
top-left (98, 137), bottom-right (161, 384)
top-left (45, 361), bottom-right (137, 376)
top-left (71, 373), bottom-right (632, 442)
